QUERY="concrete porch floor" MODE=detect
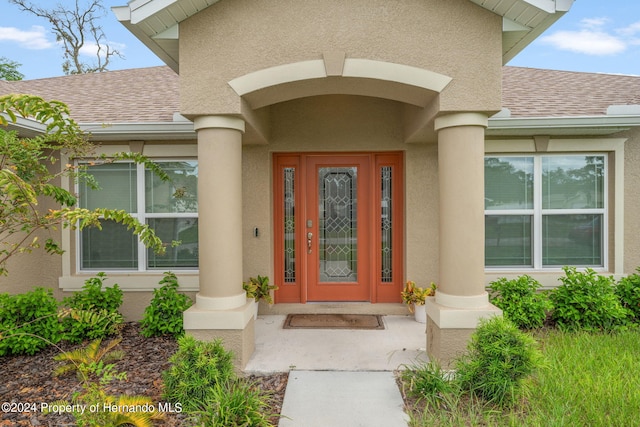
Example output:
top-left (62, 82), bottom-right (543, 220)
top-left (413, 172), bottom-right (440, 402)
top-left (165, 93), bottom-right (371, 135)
top-left (244, 314), bottom-right (428, 373)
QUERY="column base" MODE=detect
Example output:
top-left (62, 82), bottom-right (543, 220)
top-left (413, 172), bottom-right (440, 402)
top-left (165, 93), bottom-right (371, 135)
top-left (183, 299), bottom-right (257, 369)
top-left (425, 298), bottom-right (502, 368)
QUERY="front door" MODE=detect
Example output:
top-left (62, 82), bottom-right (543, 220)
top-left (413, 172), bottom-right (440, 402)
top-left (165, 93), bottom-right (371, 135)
top-left (306, 155), bottom-right (370, 300)
top-left (274, 153), bottom-right (403, 303)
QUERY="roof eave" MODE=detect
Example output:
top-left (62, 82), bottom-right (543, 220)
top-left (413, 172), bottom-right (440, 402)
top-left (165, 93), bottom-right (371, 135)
top-left (487, 115), bottom-right (640, 137)
top-left (1, 114), bottom-right (49, 138)
top-left (81, 122), bottom-right (196, 141)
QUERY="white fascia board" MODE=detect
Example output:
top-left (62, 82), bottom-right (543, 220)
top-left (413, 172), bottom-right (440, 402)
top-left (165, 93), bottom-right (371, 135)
top-left (488, 115), bottom-right (640, 136)
top-left (1, 114), bottom-right (48, 137)
top-left (111, 5), bottom-right (130, 21)
top-left (80, 122), bottom-right (195, 141)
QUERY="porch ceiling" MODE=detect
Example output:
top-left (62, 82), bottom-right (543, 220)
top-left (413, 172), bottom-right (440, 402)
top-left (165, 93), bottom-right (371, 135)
top-left (112, 0), bottom-right (574, 73)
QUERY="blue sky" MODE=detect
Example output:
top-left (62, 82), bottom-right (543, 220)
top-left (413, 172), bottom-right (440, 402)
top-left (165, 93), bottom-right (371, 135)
top-left (1, 0), bottom-right (640, 80)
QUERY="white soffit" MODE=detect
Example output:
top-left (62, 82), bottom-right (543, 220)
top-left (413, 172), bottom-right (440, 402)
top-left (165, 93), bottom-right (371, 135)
top-left (470, 0), bottom-right (574, 63)
top-left (113, 0), bottom-right (574, 72)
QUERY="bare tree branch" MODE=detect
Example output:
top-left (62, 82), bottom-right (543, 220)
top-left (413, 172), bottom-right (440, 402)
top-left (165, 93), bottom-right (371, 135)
top-left (8, 0), bottom-right (123, 75)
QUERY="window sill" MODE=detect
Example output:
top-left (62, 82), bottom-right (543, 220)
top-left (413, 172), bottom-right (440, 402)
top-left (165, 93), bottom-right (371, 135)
top-left (59, 272), bottom-right (200, 292)
top-left (484, 269), bottom-right (623, 289)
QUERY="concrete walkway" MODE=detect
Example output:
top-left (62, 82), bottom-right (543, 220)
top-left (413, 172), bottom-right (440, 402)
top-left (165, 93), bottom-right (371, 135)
top-left (244, 315), bottom-right (428, 427)
top-left (279, 371), bottom-right (408, 427)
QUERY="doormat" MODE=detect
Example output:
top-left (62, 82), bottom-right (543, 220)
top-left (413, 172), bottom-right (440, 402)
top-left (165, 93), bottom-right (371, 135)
top-left (283, 314), bottom-right (385, 330)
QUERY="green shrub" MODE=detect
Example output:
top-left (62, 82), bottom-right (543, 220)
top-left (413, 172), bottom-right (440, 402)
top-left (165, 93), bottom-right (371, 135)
top-left (550, 267), bottom-right (628, 331)
top-left (401, 360), bottom-right (455, 406)
top-left (62, 273), bottom-right (124, 343)
top-left (615, 268), bottom-right (640, 322)
top-left (488, 275), bottom-right (551, 329)
top-left (140, 272), bottom-right (192, 338)
top-left (188, 379), bottom-right (275, 427)
top-left (162, 335), bottom-right (235, 412)
top-left (0, 287), bottom-right (63, 355)
top-left (454, 316), bottom-right (544, 407)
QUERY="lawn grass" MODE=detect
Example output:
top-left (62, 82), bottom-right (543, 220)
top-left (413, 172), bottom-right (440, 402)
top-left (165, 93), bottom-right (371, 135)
top-left (406, 328), bottom-right (640, 427)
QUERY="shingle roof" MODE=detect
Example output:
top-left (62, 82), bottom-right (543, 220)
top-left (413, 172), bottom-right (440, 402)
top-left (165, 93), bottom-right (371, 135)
top-left (2, 65), bottom-right (640, 123)
top-left (1, 66), bottom-right (179, 123)
top-left (502, 66), bottom-right (640, 118)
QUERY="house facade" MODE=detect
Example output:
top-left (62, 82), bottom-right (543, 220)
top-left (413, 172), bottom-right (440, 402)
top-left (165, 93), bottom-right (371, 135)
top-left (3, 0), bottom-right (640, 368)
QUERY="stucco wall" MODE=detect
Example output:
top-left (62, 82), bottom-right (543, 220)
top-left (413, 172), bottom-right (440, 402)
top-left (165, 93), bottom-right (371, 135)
top-left (624, 129), bottom-right (640, 273)
top-left (179, 0), bottom-right (503, 116)
top-left (0, 162), bottom-right (63, 299)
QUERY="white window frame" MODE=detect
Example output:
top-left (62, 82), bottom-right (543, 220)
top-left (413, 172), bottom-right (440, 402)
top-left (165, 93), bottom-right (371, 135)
top-left (74, 159), bottom-right (199, 274)
top-left (485, 137), bottom-right (625, 279)
top-left (485, 154), bottom-right (607, 270)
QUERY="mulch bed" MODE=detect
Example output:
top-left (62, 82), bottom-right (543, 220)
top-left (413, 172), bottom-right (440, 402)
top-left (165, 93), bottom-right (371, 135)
top-left (0, 322), bottom-right (288, 426)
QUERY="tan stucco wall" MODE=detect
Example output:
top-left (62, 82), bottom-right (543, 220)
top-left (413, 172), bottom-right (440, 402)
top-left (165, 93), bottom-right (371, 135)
top-left (624, 129), bottom-right (640, 273)
top-left (0, 163), bottom-right (63, 299)
top-left (179, 0), bottom-right (502, 116)
top-left (0, 238), bottom-right (62, 299)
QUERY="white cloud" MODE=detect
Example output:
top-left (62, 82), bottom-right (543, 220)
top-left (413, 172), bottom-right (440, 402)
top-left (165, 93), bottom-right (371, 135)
top-left (540, 29), bottom-right (626, 55)
top-left (78, 41), bottom-right (127, 57)
top-left (0, 25), bottom-right (53, 50)
top-left (580, 17), bottom-right (610, 29)
top-left (539, 16), bottom-right (638, 56)
top-left (617, 21), bottom-right (640, 37)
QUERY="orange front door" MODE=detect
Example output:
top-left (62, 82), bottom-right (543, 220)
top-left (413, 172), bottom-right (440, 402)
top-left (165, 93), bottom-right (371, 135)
top-left (274, 153), bottom-right (403, 303)
top-left (306, 155), bottom-right (371, 301)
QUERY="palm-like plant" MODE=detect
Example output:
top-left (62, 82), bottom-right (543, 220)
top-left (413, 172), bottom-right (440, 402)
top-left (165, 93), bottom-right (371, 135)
top-left (46, 337), bottom-right (165, 427)
top-left (53, 337), bottom-right (124, 378)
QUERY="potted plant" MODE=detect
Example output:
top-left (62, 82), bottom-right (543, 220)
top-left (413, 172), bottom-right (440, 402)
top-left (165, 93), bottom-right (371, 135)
top-left (243, 275), bottom-right (279, 318)
top-left (401, 281), bottom-right (436, 323)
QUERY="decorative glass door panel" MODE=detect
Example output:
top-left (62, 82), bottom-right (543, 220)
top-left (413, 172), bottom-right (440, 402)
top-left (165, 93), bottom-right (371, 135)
top-left (307, 156), bottom-right (370, 301)
top-left (318, 167), bottom-right (358, 282)
top-left (273, 153), bottom-right (403, 303)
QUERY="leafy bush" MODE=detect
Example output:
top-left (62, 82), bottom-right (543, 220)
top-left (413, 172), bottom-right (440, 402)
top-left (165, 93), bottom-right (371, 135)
top-left (188, 379), bottom-right (275, 427)
top-left (162, 335), bottom-right (235, 412)
top-left (401, 360), bottom-right (454, 406)
top-left (140, 272), bottom-right (192, 338)
top-left (454, 316), bottom-right (544, 407)
top-left (550, 267), bottom-right (628, 331)
top-left (615, 268), bottom-right (640, 322)
top-left (488, 275), bottom-right (551, 329)
top-left (62, 273), bottom-right (124, 343)
top-left (0, 287), bottom-right (63, 355)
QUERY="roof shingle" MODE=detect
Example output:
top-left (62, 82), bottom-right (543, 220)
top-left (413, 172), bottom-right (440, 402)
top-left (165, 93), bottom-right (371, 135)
top-left (1, 66), bottom-right (179, 123)
top-left (2, 65), bottom-right (640, 123)
top-left (502, 66), bottom-right (640, 118)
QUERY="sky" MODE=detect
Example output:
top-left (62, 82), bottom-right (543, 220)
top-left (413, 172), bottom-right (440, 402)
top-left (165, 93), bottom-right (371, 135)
top-left (1, 0), bottom-right (640, 80)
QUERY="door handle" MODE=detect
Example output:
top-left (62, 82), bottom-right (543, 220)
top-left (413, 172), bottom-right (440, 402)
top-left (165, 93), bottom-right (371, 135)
top-left (307, 232), bottom-right (313, 253)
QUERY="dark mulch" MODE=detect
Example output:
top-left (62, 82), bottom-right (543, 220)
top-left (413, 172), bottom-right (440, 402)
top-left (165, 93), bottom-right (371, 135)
top-left (0, 322), bottom-right (288, 426)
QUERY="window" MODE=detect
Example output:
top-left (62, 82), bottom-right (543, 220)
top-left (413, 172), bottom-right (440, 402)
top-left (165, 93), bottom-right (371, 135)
top-left (485, 155), bottom-right (606, 269)
top-left (78, 160), bottom-right (198, 271)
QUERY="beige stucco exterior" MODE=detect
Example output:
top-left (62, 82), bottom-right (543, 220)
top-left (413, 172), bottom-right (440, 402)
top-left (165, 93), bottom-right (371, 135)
top-left (173, 0), bottom-right (505, 366)
top-left (179, 0), bottom-right (502, 118)
top-left (8, 0), bottom-right (640, 369)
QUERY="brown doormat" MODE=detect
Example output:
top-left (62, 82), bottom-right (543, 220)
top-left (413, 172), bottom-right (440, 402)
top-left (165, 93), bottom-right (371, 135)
top-left (283, 314), bottom-right (385, 330)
